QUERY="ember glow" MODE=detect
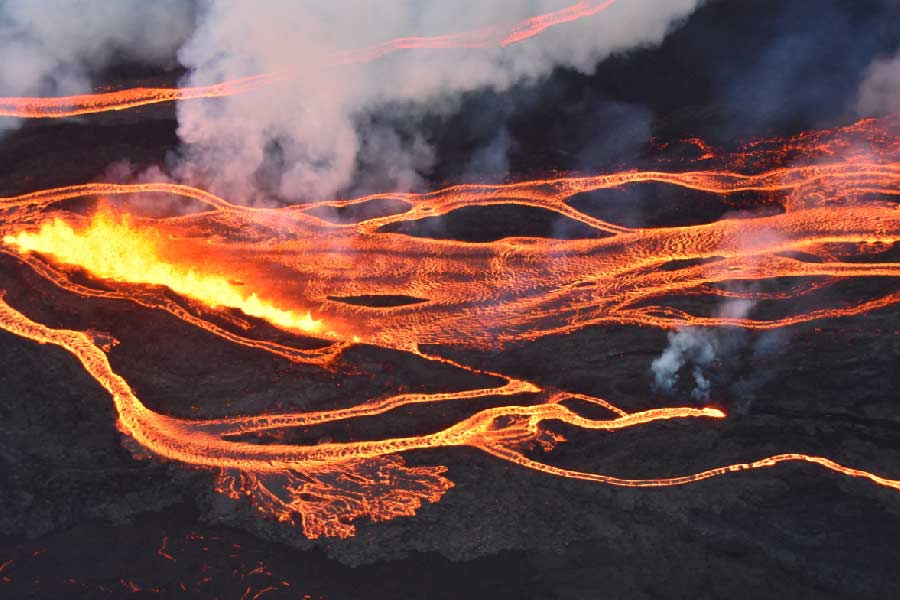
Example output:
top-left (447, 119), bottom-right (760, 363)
top-left (0, 0), bottom-right (617, 119)
top-left (1, 115), bottom-right (899, 538)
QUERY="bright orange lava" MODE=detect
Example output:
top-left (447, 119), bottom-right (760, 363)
top-left (1, 117), bottom-right (899, 538)
top-left (0, 1), bottom-right (617, 119)
top-left (0, 74), bottom-right (279, 119)
top-left (3, 214), bottom-right (324, 335)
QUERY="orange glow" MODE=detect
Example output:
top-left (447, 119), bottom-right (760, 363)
top-left (0, 1), bottom-right (617, 119)
top-left (499, 0), bottom-right (618, 46)
top-left (3, 213), bottom-right (324, 334)
top-left (0, 74), bottom-right (279, 119)
top-left (335, 0), bottom-right (617, 62)
top-left (1, 117), bottom-right (899, 538)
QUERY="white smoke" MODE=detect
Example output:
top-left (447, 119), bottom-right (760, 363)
top-left (651, 298), bottom-right (754, 401)
top-left (650, 219), bottom-right (787, 403)
top-left (0, 1), bottom-right (706, 199)
top-left (651, 327), bottom-right (715, 398)
top-left (857, 49), bottom-right (900, 117)
top-left (0, 0), bottom-right (194, 98)
top-left (173, 0), bottom-right (705, 203)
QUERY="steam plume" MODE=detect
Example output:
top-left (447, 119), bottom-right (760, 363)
top-left (0, 1), bottom-right (193, 98)
top-left (174, 0), bottom-right (704, 203)
top-left (650, 225), bottom-right (789, 407)
top-left (857, 50), bottom-right (900, 117)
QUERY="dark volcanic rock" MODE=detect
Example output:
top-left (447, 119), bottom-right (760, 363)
top-left (1, 276), bottom-right (899, 598)
top-left (0, 329), bottom-right (189, 540)
top-left (377, 204), bottom-right (608, 242)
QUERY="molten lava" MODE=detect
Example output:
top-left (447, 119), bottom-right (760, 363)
top-left (335, 0), bottom-right (617, 62)
top-left (0, 1), bottom-right (617, 119)
top-left (1, 117), bottom-right (899, 538)
top-left (4, 213), bottom-right (323, 334)
top-left (0, 74), bottom-right (279, 119)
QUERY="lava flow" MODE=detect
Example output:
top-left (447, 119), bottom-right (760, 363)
top-left (0, 117), bottom-right (899, 538)
top-left (3, 213), bottom-right (324, 335)
top-left (0, 1), bottom-right (616, 119)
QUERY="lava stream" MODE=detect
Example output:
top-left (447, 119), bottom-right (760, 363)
top-left (3, 213), bottom-right (326, 335)
top-left (1, 119), bottom-right (899, 538)
top-left (0, 74), bottom-right (280, 119)
top-left (4, 152), bottom-right (899, 349)
top-left (0, 1), bottom-right (617, 119)
top-left (1, 296), bottom-right (898, 540)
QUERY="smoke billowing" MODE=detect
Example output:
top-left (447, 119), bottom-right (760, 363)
top-left (857, 50), bottom-right (900, 117)
top-left (651, 300), bottom-right (754, 403)
top-left (172, 0), bottom-right (703, 203)
top-left (3, 0), bottom-right (900, 198)
top-left (0, 0), bottom-right (193, 137)
top-left (0, 0), bottom-right (193, 98)
top-left (650, 225), bottom-right (791, 411)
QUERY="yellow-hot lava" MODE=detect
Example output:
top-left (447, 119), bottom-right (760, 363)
top-left (0, 117), bottom-right (899, 539)
top-left (3, 213), bottom-right (324, 334)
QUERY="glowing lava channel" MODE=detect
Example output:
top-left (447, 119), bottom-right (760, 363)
top-left (1, 117), bottom-right (899, 538)
top-left (3, 214), bottom-right (324, 334)
top-left (0, 1), bottom-right (617, 119)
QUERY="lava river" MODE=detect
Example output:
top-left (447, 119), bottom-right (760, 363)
top-left (0, 116), bottom-right (899, 538)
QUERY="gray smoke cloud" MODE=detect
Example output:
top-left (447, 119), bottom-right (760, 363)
top-left (173, 0), bottom-right (704, 203)
top-left (0, 1), bottom-right (705, 200)
top-left (0, 0), bottom-right (194, 134)
top-left (857, 50), bottom-right (900, 117)
top-left (0, 0), bottom-right (193, 97)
